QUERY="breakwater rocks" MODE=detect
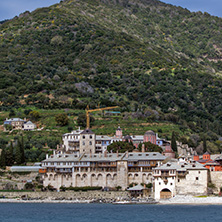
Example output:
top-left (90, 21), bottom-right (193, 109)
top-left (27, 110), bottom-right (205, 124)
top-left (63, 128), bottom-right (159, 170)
top-left (0, 191), bottom-right (158, 204)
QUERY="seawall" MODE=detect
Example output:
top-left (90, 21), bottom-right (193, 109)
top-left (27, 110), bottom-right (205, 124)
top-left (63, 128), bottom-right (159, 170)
top-left (0, 191), bottom-right (130, 201)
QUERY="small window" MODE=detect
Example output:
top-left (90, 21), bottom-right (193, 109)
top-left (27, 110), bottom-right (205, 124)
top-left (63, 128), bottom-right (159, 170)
top-left (178, 179), bottom-right (180, 182)
top-left (196, 177), bottom-right (199, 180)
top-left (159, 182), bottom-right (161, 185)
top-left (83, 135), bottom-right (85, 139)
top-left (170, 183), bottom-right (173, 186)
top-left (90, 135), bottom-right (92, 139)
top-left (89, 141), bottom-right (92, 145)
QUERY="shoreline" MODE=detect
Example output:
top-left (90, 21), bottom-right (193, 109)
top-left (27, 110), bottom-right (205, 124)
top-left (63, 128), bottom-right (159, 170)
top-left (0, 195), bottom-right (222, 205)
top-left (158, 195), bottom-right (222, 205)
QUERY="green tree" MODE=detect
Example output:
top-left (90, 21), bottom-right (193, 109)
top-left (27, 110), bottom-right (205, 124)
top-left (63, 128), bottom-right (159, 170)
top-left (4, 124), bottom-right (13, 131)
top-left (107, 141), bottom-right (135, 153)
top-left (19, 136), bottom-right (25, 163)
top-left (29, 111), bottom-right (40, 121)
top-left (139, 142), bottom-right (163, 153)
top-left (55, 113), bottom-right (69, 126)
top-left (15, 145), bottom-right (21, 164)
top-left (77, 113), bottom-right (95, 128)
top-left (6, 141), bottom-right (14, 166)
top-left (0, 148), bottom-right (6, 168)
top-left (24, 182), bottom-right (34, 190)
top-left (171, 131), bottom-right (177, 152)
top-left (9, 110), bottom-right (16, 118)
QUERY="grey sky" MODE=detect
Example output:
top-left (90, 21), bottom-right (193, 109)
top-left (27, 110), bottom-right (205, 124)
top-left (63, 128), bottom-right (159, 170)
top-left (0, 0), bottom-right (221, 21)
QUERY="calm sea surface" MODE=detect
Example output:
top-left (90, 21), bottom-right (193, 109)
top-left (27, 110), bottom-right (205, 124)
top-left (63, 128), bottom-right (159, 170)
top-left (0, 203), bottom-right (222, 222)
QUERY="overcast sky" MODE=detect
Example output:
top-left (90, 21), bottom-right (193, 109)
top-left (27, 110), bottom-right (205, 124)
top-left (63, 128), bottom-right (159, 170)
top-left (0, 0), bottom-right (222, 21)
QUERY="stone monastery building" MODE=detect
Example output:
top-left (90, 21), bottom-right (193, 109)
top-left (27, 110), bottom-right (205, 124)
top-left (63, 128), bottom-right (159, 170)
top-left (42, 151), bottom-right (166, 190)
top-left (153, 160), bottom-right (208, 199)
top-left (41, 127), bottom-right (208, 198)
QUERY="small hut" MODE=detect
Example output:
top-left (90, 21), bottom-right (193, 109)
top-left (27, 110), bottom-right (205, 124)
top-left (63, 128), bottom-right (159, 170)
top-left (127, 184), bottom-right (149, 198)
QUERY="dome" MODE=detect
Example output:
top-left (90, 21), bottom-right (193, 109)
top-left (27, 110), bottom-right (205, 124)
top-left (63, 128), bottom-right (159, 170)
top-left (144, 130), bottom-right (155, 135)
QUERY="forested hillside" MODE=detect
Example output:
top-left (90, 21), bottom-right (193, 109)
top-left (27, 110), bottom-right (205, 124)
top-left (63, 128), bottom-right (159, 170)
top-left (0, 0), bottom-right (222, 137)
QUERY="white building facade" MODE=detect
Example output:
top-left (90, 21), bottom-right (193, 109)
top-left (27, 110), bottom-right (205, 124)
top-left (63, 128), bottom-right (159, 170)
top-left (41, 152), bottom-right (166, 190)
top-left (153, 161), bottom-right (208, 199)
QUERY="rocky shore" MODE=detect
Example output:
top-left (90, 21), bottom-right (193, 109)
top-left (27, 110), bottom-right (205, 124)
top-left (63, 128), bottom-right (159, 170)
top-left (0, 191), bottom-right (222, 205)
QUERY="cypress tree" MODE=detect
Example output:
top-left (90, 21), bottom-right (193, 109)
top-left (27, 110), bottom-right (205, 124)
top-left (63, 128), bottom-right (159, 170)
top-left (15, 143), bottom-right (22, 165)
top-left (171, 131), bottom-right (177, 152)
top-left (203, 136), bottom-right (207, 153)
top-left (20, 136), bottom-right (25, 163)
top-left (8, 141), bottom-right (14, 166)
top-left (0, 148), bottom-right (6, 168)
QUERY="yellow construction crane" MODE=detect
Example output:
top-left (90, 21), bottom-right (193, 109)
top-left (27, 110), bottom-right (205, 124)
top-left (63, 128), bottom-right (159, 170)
top-left (86, 105), bottom-right (119, 129)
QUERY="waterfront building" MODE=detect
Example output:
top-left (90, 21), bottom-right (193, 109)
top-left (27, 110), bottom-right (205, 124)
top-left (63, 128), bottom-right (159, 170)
top-left (41, 152), bottom-right (166, 190)
top-left (153, 160), bottom-right (208, 199)
top-left (127, 184), bottom-right (150, 198)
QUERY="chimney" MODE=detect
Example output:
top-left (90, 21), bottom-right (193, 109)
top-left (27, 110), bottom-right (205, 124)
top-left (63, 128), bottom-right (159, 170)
top-left (117, 150), bottom-right (119, 157)
top-left (99, 152), bottom-right (101, 158)
top-left (142, 144), bottom-right (145, 153)
top-left (144, 184), bottom-right (146, 188)
top-left (46, 154), bottom-right (49, 159)
top-left (126, 151), bottom-right (128, 158)
top-left (104, 150), bottom-right (107, 157)
top-left (53, 150), bottom-right (56, 155)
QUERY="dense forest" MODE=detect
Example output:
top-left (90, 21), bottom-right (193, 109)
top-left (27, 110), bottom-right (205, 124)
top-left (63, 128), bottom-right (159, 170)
top-left (0, 0), bottom-right (222, 140)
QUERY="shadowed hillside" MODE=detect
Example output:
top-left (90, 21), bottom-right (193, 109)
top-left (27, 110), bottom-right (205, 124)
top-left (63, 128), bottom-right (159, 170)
top-left (0, 0), bottom-right (222, 137)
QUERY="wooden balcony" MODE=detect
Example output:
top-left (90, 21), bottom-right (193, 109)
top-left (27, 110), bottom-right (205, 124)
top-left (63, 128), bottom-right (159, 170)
top-left (177, 172), bottom-right (187, 177)
top-left (128, 168), bottom-right (140, 172)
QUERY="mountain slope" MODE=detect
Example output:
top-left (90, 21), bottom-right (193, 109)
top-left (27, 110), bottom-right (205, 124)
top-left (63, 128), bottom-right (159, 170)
top-left (0, 0), bottom-right (222, 135)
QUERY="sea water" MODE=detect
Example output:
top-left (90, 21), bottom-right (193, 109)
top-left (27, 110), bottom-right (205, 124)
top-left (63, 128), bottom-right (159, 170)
top-left (0, 203), bottom-right (222, 222)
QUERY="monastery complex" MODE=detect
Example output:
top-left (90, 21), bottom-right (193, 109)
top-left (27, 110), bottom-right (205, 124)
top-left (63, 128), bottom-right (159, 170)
top-left (40, 127), bottom-right (222, 200)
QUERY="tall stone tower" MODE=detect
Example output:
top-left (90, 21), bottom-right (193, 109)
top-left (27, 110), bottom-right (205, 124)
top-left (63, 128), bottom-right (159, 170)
top-left (79, 128), bottom-right (96, 154)
top-left (117, 160), bottom-right (128, 190)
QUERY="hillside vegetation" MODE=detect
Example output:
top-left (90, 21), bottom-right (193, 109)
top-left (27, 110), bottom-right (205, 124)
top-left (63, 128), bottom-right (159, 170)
top-left (0, 0), bottom-right (222, 138)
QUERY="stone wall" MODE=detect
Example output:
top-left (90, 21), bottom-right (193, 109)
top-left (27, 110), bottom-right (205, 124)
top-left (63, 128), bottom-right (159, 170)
top-left (0, 191), bottom-right (130, 201)
top-left (209, 171), bottom-right (222, 193)
top-left (176, 170), bottom-right (208, 195)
